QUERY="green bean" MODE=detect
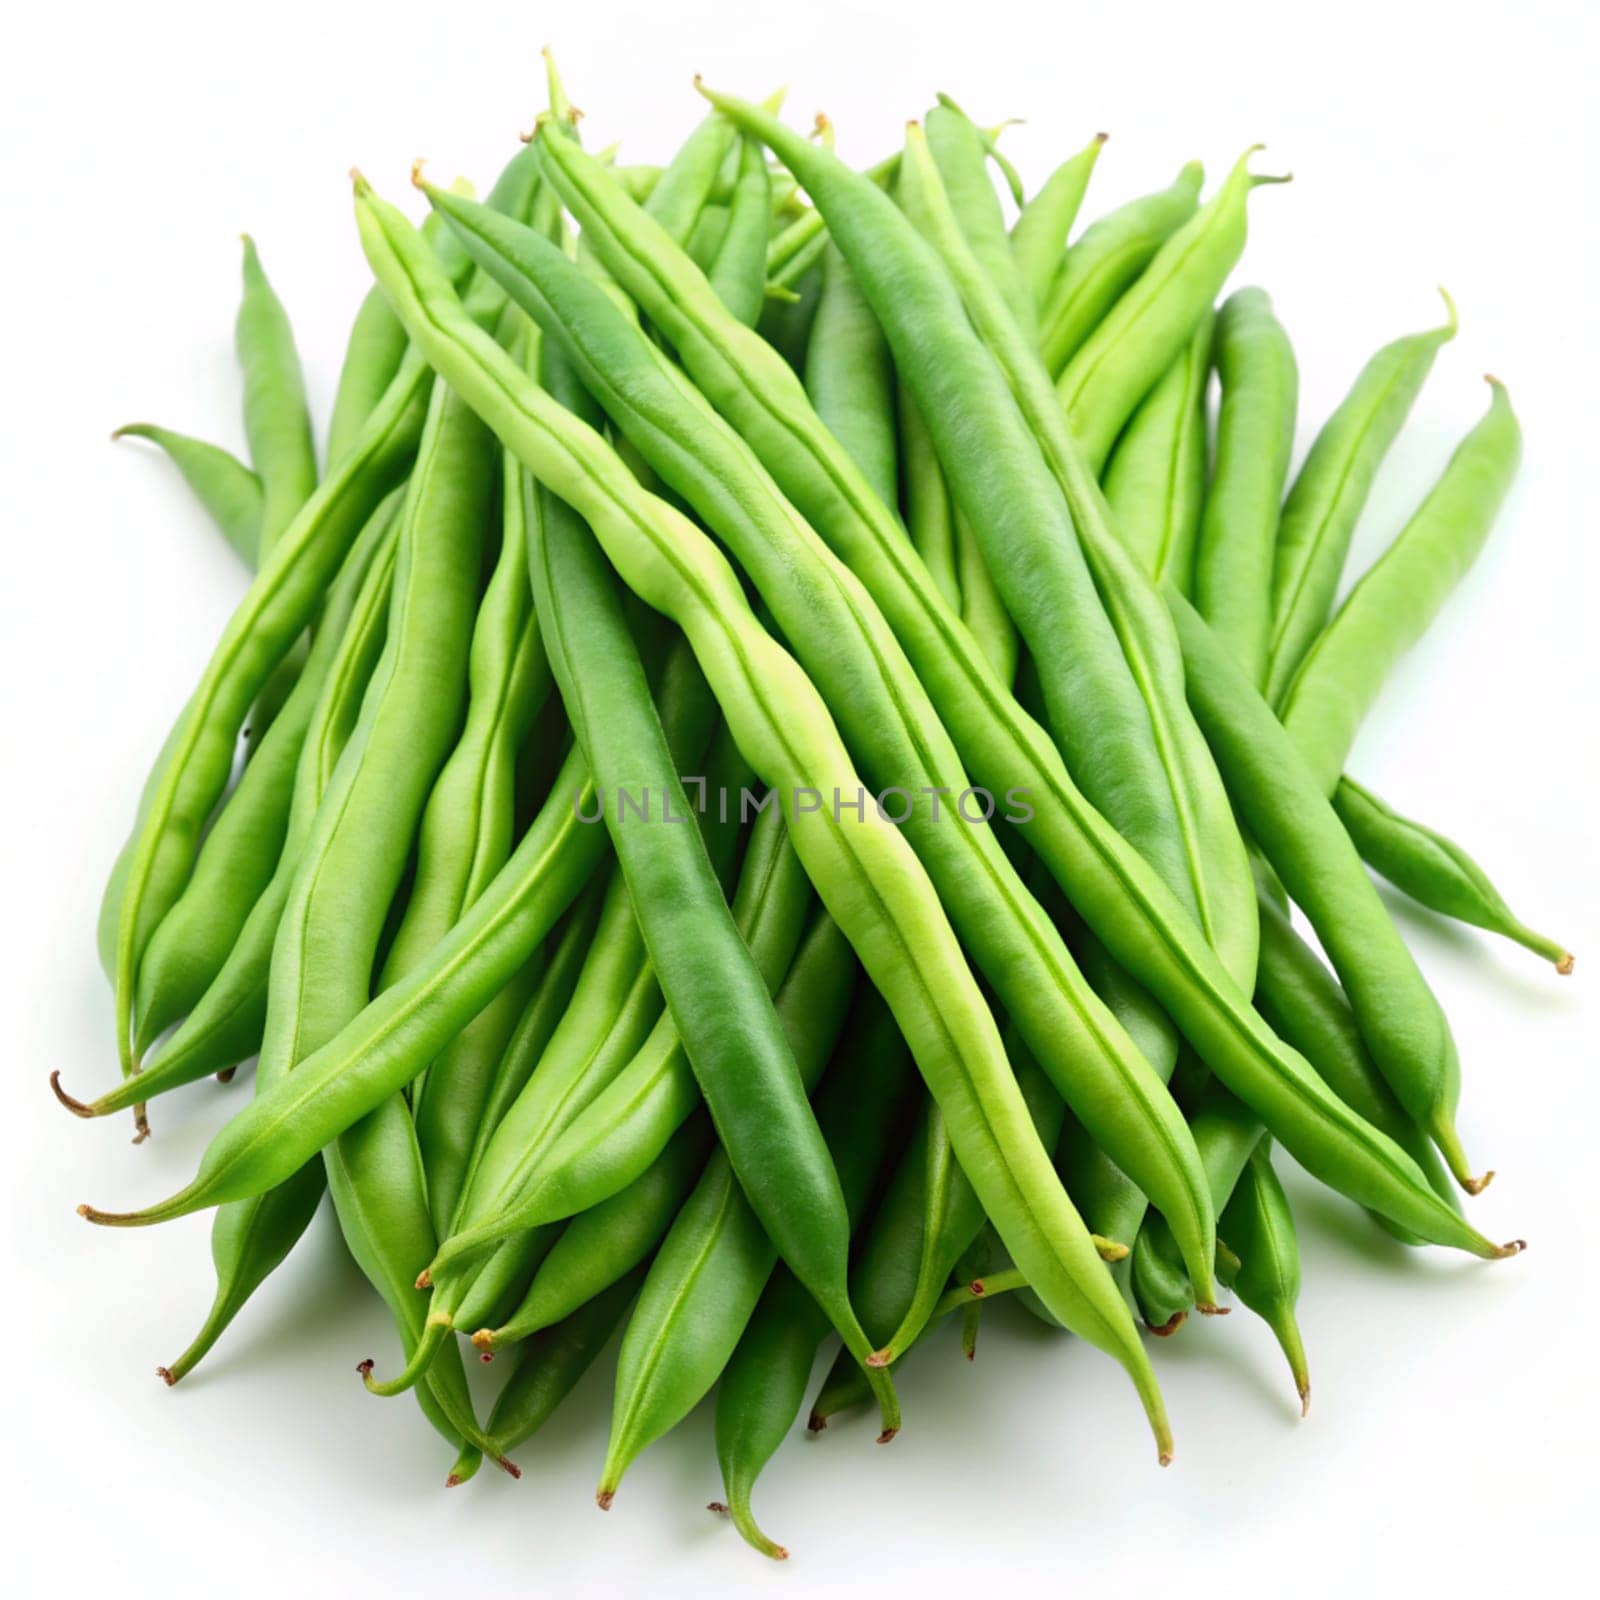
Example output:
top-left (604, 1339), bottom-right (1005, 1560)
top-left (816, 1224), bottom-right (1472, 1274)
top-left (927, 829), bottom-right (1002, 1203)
top-left (236, 236), bottom-right (318, 559)
top-left (1217, 1141), bottom-right (1310, 1412)
top-left (685, 202), bottom-right (730, 273)
top-left (427, 167), bottom-right (1221, 1313)
top-left (1263, 293), bottom-right (1458, 705)
top-left (804, 243), bottom-right (899, 508)
top-left (710, 986), bottom-right (918, 1557)
top-left (1167, 589), bottom-right (1487, 1193)
top-left (1038, 162), bottom-right (1203, 376)
top-left (764, 150), bottom-right (899, 285)
top-left (347, 175), bottom-right (1173, 1453)
top-left (1193, 288), bottom-right (1299, 685)
top-left (952, 507), bottom-right (1017, 682)
top-left (924, 98), bottom-right (1036, 341)
top-left (111, 423), bottom-right (263, 567)
top-left (640, 111), bottom-right (739, 246)
top-left (548, 103), bottom-right (1511, 1257)
top-left (706, 136), bottom-right (771, 329)
top-left (57, 494), bottom-right (402, 1118)
top-left (326, 285), bottom-right (410, 469)
top-left (482, 1267), bottom-right (645, 1458)
top-left (1058, 149), bottom-right (1288, 472)
top-left (1101, 308), bottom-right (1214, 593)
top-left (756, 255), bottom-right (822, 372)
top-left (1010, 131), bottom-right (1107, 310)
top-left (1332, 779), bottom-right (1570, 971)
top-left (1279, 378), bottom-right (1521, 795)
top-left (128, 492), bottom-right (405, 1063)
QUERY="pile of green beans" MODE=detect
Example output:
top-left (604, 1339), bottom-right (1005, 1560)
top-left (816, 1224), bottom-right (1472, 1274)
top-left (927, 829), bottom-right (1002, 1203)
top-left (65, 53), bottom-right (1568, 1557)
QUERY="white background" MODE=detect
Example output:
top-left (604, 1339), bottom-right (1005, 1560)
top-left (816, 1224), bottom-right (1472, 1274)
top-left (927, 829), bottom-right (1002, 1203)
top-left (2, 1), bottom-right (1596, 1593)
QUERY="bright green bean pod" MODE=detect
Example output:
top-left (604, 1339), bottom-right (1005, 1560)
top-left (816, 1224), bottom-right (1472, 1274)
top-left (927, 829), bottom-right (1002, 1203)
top-left (326, 284), bottom-right (411, 468)
top-left (236, 236), bottom-right (319, 558)
top-left (428, 166), bottom-right (1221, 1312)
top-left (1332, 779), bottom-right (1571, 972)
top-left (1101, 308), bottom-right (1214, 593)
top-left (641, 111), bottom-right (740, 246)
top-left (1278, 378), bottom-right (1521, 794)
top-left (1058, 148), bottom-right (1288, 472)
top-left (1167, 589), bottom-right (1485, 1194)
top-left (1217, 1142), bottom-right (1310, 1413)
top-left (555, 97), bottom-right (1509, 1268)
top-left (1193, 288), bottom-right (1299, 684)
top-left (128, 491), bottom-right (405, 1061)
top-left (924, 98), bottom-right (1036, 341)
top-left (112, 423), bottom-right (263, 567)
top-left (804, 243), bottom-right (899, 508)
top-left (706, 136), bottom-right (771, 329)
top-left (1263, 293), bottom-right (1458, 705)
top-left (344, 174), bottom-right (1172, 1454)
top-left (1038, 163), bottom-right (1203, 376)
top-left (483, 1267), bottom-right (645, 1458)
top-left (1009, 132), bottom-right (1107, 310)
top-left (710, 986), bottom-right (917, 1558)
top-left (686, 202), bottom-right (730, 273)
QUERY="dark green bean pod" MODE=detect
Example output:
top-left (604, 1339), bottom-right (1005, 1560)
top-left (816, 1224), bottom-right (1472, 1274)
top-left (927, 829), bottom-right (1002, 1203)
top-left (1263, 293), bottom-right (1458, 705)
top-left (1058, 148), bottom-right (1288, 472)
top-left (1101, 308), bottom-right (1214, 593)
top-left (482, 1267), bottom-right (646, 1458)
top-left (710, 986), bottom-right (918, 1558)
top-left (111, 423), bottom-right (263, 567)
top-left (1038, 162), bottom-right (1203, 376)
top-left (1009, 131), bottom-right (1107, 310)
top-left (1167, 590), bottom-right (1486, 1193)
top-left (1217, 1141), bottom-right (1310, 1413)
top-left (1279, 378), bottom-right (1521, 795)
top-left (1193, 288), bottom-right (1299, 685)
top-left (1333, 779), bottom-right (1570, 972)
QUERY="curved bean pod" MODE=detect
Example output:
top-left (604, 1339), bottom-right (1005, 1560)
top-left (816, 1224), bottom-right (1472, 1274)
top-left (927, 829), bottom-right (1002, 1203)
top-left (1333, 779), bottom-right (1570, 972)
top-left (1278, 378), bottom-right (1521, 795)
top-left (1193, 287), bottom-right (1299, 685)
top-left (1009, 131), bottom-right (1107, 310)
top-left (1167, 589), bottom-right (1486, 1193)
top-left (1038, 162), bottom-right (1203, 375)
top-left (111, 423), bottom-right (263, 567)
top-left (706, 136), bottom-right (771, 329)
top-left (1058, 148), bottom-right (1288, 472)
top-left (1263, 293), bottom-right (1458, 705)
